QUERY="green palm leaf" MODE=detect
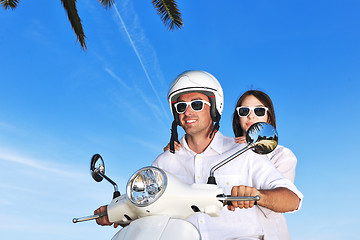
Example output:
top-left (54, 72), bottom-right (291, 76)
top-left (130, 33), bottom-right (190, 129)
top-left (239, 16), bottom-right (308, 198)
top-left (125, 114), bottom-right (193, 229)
top-left (2, 0), bottom-right (183, 50)
top-left (0, 0), bottom-right (19, 10)
top-left (60, 0), bottom-right (87, 50)
top-left (97, 0), bottom-right (114, 9)
top-left (152, 0), bottom-right (183, 30)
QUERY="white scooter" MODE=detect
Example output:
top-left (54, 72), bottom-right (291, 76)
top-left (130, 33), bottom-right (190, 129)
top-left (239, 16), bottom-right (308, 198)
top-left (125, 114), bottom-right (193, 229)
top-left (73, 122), bottom-right (278, 240)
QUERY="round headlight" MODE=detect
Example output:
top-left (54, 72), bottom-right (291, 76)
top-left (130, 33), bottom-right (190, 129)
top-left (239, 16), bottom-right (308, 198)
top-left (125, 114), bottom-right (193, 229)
top-left (126, 167), bottom-right (167, 207)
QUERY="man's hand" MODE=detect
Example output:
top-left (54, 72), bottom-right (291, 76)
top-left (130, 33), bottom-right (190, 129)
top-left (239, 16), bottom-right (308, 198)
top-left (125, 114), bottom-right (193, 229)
top-left (227, 186), bottom-right (301, 213)
top-left (94, 205), bottom-right (119, 228)
top-left (227, 185), bottom-right (260, 211)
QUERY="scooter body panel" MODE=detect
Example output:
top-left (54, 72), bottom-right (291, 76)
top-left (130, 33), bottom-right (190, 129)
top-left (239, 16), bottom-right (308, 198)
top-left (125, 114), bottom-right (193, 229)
top-left (108, 169), bottom-right (223, 225)
top-left (111, 215), bottom-right (200, 240)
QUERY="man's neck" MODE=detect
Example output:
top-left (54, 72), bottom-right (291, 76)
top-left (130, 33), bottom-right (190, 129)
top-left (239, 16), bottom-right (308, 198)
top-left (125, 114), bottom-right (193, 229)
top-left (186, 130), bottom-right (215, 154)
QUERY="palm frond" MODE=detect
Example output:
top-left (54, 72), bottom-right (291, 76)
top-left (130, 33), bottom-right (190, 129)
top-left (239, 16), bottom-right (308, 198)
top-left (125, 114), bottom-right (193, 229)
top-left (60, 0), bottom-right (87, 50)
top-left (97, 0), bottom-right (114, 9)
top-left (1, 0), bottom-right (19, 10)
top-left (152, 0), bottom-right (183, 31)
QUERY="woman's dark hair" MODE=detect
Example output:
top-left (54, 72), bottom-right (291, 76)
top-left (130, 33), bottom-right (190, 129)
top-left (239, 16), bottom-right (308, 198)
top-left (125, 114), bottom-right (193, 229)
top-left (232, 90), bottom-right (276, 137)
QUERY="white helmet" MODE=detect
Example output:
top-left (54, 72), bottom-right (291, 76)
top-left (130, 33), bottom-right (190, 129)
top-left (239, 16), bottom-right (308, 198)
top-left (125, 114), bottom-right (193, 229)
top-left (168, 70), bottom-right (224, 120)
top-left (167, 70), bottom-right (224, 153)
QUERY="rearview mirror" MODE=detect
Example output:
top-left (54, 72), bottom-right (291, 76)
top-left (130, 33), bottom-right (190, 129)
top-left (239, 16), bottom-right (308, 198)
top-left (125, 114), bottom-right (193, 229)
top-left (246, 122), bottom-right (278, 154)
top-left (90, 153), bottom-right (120, 198)
top-left (90, 154), bottom-right (105, 182)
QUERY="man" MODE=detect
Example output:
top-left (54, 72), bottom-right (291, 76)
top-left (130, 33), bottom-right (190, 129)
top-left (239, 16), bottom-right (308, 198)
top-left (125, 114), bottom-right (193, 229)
top-left (95, 70), bottom-right (303, 239)
top-left (152, 70), bottom-right (302, 240)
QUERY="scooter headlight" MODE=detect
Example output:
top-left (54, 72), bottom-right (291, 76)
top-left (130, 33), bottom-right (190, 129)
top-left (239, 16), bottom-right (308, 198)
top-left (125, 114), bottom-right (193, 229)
top-left (126, 167), bottom-right (167, 207)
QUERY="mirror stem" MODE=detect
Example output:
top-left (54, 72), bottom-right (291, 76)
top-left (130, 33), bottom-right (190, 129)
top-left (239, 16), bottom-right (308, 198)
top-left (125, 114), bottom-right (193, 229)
top-left (207, 143), bottom-right (254, 184)
top-left (96, 170), bottom-right (120, 198)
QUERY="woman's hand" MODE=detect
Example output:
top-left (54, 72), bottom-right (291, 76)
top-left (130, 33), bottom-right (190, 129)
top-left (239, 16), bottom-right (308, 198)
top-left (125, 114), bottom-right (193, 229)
top-left (234, 136), bottom-right (246, 144)
top-left (163, 141), bottom-right (182, 152)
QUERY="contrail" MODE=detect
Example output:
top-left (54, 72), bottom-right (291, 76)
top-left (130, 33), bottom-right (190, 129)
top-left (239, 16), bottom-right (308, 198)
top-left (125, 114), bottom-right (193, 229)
top-left (105, 67), bottom-right (131, 90)
top-left (112, 4), bottom-right (169, 121)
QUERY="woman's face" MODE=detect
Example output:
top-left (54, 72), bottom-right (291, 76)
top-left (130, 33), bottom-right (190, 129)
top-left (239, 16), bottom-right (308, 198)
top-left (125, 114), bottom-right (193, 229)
top-left (239, 95), bottom-right (269, 136)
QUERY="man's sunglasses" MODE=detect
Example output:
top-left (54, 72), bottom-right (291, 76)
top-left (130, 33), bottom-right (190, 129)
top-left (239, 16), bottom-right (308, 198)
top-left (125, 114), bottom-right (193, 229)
top-left (174, 100), bottom-right (211, 114)
top-left (236, 106), bottom-right (268, 117)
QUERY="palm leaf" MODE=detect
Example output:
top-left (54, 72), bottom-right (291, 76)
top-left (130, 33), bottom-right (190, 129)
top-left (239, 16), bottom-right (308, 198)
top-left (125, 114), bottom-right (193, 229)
top-left (97, 0), bottom-right (114, 9)
top-left (60, 0), bottom-right (87, 50)
top-left (1, 0), bottom-right (19, 10)
top-left (152, 0), bottom-right (183, 30)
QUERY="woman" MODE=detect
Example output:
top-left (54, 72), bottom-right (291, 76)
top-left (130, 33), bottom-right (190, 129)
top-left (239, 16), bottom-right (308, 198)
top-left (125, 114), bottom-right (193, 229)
top-left (233, 90), bottom-right (297, 239)
top-left (233, 90), bottom-right (297, 181)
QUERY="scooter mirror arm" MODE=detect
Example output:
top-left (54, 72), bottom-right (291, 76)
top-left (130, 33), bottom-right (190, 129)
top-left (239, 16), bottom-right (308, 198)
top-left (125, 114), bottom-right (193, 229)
top-left (72, 211), bottom-right (107, 223)
top-left (207, 143), bottom-right (254, 184)
top-left (95, 169), bottom-right (120, 198)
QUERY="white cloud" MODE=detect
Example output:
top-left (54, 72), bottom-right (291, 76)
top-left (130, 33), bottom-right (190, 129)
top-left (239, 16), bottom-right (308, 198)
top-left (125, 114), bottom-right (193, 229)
top-left (25, 19), bottom-right (49, 45)
top-left (126, 134), bottom-right (163, 154)
top-left (0, 147), bottom-right (121, 240)
top-left (0, 212), bottom-right (117, 239)
top-left (0, 150), bottom-right (86, 178)
top-left (0, 121), bottom-right (24, 136)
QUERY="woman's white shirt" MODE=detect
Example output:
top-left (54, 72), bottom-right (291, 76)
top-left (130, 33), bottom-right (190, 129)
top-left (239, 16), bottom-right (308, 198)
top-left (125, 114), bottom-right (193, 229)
top-left (266, 145), bottom-right (297, 182)
top-left (259, 145), bottom-right (298, 240)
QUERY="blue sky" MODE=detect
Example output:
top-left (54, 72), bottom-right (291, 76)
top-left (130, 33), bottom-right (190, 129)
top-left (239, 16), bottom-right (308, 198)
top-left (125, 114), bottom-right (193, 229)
top-left (1, 0), bottom-right (359, 239)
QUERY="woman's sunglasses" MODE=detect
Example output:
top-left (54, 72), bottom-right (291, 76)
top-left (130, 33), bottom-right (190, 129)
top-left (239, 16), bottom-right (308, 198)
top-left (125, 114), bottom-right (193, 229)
top-left (236, 106), bottom-right (268, 117)
top-left (174, 100), bottom-right (211, 114)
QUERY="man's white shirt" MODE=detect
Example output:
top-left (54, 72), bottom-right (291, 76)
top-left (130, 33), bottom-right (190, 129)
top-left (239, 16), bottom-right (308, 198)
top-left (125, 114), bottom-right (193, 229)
top-left (152, 132), bottom-right (303, 240)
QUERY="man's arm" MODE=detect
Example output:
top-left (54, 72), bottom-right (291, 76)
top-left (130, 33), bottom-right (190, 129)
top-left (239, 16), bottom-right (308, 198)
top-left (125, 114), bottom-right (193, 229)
top-left (257, 187), bottom-right (300, 212)
top-left (228, 185), bottom-right (300, 213)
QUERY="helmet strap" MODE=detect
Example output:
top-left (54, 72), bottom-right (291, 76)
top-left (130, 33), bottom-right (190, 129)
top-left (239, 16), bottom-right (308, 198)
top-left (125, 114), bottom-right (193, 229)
top-left (170, 120), bottom-right (180, 154)
top-left (209, 117), bottom-right (220, 139)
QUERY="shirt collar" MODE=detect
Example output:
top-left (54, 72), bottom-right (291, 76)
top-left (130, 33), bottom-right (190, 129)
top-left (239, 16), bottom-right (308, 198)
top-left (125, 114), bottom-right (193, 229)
top-left (206, 131), bottom-right (224, 155)
top-left (180, 131), bottom-right (225, 155)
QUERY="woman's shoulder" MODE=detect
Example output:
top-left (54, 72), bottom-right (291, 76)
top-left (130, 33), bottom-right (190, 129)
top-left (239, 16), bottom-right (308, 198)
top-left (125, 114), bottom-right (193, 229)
top-left (272, 145), bottom-right (294, 155)
top-left (267, 145), bottom-right (297, 164)
top-left (268, 145), bottom-right (297, 163)
top-left (268, 145), bottom-right (297, 182)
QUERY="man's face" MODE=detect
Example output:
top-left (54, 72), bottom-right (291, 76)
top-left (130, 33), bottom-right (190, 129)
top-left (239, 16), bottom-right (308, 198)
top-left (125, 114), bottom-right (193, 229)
top-left (176, 92), bottom-right (213, 136)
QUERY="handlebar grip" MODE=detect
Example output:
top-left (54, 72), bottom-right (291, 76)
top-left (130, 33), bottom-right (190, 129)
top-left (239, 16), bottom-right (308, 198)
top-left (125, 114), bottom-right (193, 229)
top-left (73, 211), bottom-right (107, 223)
top-left (217, 195), bottom-right (260, 206)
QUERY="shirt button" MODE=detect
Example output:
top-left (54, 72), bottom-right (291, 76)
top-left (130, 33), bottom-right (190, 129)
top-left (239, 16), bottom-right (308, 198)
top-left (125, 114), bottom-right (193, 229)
top-left (200, 220), bottom-right (204, 224)
top-left (226, 182), bottom-right (229, 185)
top-left (197, 176), bottom-right (201, 179)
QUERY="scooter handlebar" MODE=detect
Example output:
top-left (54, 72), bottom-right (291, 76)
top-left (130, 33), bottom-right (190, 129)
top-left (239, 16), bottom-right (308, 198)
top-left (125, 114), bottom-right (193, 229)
top-left (72, 211), bottom-right (107, 223)
top-left (216, 194), bottom-right (260, 206)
